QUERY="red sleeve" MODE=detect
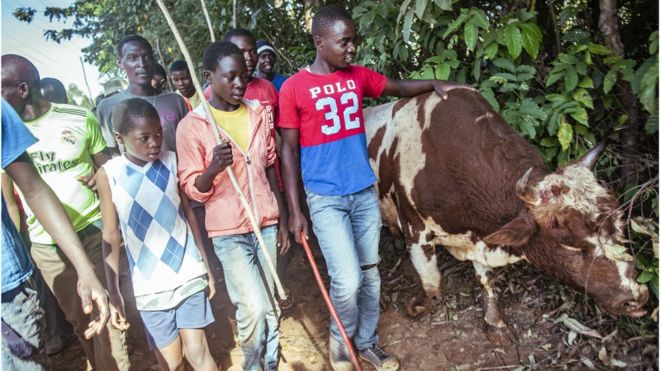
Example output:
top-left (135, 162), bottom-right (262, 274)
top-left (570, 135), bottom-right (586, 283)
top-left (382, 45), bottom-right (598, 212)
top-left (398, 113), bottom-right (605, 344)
top-left (356, 65), bottom-right (388, 99)
top-left (276, 81), bottom-right (300, 129)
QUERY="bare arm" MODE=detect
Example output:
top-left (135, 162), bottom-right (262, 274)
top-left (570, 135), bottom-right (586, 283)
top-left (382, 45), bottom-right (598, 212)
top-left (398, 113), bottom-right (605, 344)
top-left (382, 78), bottom-right (475, 99)
top-left (179, 189), bottom-right (216, 299)
top-left (280, 128), bottom-right (308, 243)
top-left (96, 167), bottom-right (130, 331)
top-left (5, 152), bottom-right (109, 338)
top-left (77, 151), bottom-right (112, 192)
top-left (267, 165), bottom-right (290, 255)
top-left (1, 173), bottom-right (20, 229)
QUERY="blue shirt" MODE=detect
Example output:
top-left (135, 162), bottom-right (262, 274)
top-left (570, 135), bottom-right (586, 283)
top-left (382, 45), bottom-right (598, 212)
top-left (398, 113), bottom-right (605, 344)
top-left (271, 73), bottom-right (288, 92)
top-left (1, 99), bottom-right (38, 294)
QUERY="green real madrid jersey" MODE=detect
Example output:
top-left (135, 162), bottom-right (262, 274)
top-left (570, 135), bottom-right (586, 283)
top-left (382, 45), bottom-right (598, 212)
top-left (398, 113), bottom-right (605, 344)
top-left (19, 103), bottom-right (106, 245)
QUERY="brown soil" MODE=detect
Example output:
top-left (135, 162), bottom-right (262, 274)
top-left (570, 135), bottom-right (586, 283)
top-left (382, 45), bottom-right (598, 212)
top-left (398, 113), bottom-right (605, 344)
top-left (50, 230), bottom-right (658, 370)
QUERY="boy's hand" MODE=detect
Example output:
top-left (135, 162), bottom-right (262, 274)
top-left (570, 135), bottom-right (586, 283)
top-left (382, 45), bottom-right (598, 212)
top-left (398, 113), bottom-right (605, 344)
top-left (432, 81), bottom-right (476, 100)
top-left (288, 210), bottom-right (308, 244)
top-left (76, 173), bottom-right (98, 191)
top-left (278, 217), bottom-right (291, 255)
top-left (209, 142), bottom-right (233, 175)
top-left (77, 272), bottom-right (110, 338)
top-left (108, 294), bottom-right (130, 331)
top-left (207, 276), bottom-right (216, 300)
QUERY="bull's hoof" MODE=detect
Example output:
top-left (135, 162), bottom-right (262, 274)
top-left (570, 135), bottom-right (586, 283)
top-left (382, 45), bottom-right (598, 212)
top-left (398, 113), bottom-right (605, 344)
top-left (405, 295), bottom-right (430, 317)
top-left (485, 324), bottom-right (511, 346)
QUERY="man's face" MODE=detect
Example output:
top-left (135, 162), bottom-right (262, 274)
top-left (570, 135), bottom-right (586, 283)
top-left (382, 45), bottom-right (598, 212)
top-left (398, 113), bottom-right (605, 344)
top-left (118, 41), bottom-right (155, 88)
top-left (171, 69), bottom-right (194, 98)
top-left (257, 51), bottom-right (276, 75)
top-left (205, 54), bottom-right (248, 106)
top-left (227, 35), bottom-right (258, 77)
top-left (1, 70), bottom-right (28, 114)
top-left (316, 19), bottom-right (357, 70)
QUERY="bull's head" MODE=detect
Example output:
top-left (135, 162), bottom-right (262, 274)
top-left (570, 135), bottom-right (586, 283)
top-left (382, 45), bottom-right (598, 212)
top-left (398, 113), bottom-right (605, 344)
top-left (484, 143), bottom-right (649, 317)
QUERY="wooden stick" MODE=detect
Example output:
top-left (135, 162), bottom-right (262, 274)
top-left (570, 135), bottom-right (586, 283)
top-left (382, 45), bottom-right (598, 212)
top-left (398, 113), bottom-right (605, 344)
top-left (156, 0), bottom-right (287, 300)
top-left (199, 0), bottom-right (215, 42)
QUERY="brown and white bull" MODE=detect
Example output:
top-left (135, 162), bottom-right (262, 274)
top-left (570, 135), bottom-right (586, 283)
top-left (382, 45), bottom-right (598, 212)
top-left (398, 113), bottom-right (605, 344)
top-left (364, 90), bottom-right (649, 344)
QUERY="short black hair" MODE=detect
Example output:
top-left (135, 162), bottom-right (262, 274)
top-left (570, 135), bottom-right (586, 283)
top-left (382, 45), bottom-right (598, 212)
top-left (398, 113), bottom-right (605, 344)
top-left (117, 35), bottom-right (152, 57)
top-left (153, 63), bottom-right (166, 77)
top-left (40, 77), bottom-right (67, 104)
top-left (222, 28), bottom-right (254, 42)
top-left (112, 98), bottom-right (160, 135)
top-left (169, 60), bottom-right (189, 73)
top-left (312, 5), bottom-right (353, 37)
top-left (202, 41), bottom-right (243, 71)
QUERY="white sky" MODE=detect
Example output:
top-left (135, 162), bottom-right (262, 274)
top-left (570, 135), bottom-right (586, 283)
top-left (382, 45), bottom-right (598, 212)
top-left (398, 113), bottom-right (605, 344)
top-left (2, 0), bottom-right (105, 99)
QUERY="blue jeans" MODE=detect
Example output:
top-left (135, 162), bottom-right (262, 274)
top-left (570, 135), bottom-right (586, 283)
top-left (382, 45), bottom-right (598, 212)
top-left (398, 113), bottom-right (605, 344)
top-left (305, 185), bottom-right (381, 351)
top-left (1, 280), bottom-right (48, 370)
top-left (212, 225), bottom-right (280, 371)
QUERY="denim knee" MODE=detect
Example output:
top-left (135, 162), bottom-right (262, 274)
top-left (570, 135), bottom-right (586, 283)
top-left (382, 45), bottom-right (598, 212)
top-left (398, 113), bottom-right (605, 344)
top-left (331, 267), bottom-right (362, 302)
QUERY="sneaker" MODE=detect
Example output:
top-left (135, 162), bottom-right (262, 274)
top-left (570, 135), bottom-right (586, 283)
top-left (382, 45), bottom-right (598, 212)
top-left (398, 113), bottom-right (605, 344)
top-left (359, 344), bottom-right (399, 371)
top-left (329, 336), bottom-right (353, 371)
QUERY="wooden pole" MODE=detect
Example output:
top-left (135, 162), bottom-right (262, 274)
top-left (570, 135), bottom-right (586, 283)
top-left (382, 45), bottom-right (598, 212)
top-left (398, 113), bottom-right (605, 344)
top-left (155, 0), bottom-right (287, 300)
top-left (199, 0), bottom-right (216, 42)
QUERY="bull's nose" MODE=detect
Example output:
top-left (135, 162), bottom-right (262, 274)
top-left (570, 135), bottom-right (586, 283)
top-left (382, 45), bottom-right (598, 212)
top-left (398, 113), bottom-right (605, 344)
top-left (621, 286), bottom-right (649, 317)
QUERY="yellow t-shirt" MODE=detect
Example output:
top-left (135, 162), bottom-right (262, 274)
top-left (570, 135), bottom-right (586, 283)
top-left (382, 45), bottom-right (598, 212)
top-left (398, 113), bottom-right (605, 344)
top-left (210, 104), bottom-right (249, 151)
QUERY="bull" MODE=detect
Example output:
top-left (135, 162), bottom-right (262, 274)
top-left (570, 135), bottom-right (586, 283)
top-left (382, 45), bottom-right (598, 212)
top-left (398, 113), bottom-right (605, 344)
top-left (364, 90), bottom-right (649, 344)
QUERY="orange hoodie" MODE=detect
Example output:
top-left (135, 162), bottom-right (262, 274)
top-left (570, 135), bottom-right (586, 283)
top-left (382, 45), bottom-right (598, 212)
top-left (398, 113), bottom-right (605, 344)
top-left (176, 99), bottom-right (279, 237)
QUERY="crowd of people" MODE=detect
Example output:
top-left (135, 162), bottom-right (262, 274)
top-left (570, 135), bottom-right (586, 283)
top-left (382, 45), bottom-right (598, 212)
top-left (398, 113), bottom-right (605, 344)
top-left (1, 5), bottom-right (469, 371)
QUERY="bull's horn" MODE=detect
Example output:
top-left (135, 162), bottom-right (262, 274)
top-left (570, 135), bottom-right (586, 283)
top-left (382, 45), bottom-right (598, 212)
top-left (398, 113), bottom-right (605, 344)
top-left (576, 140), bottom-right (609, 169)
top-left (516, 167), bottom-right (537, 205)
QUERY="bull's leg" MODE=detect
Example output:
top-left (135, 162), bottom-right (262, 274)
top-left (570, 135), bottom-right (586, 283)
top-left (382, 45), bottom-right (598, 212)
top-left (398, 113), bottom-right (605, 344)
top-left (472, 262), bottom-right (511, 345)
top-left (406, 242), bottom-right (441, 317)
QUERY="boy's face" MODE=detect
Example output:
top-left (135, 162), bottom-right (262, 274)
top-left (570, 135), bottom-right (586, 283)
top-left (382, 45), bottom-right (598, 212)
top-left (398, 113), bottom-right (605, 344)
top-left (227, 35), bottom-right (258, 77)
top-left (117, 116), bottom-right (163, 165)
top-left (257, 51), bottom-right (276, 74)
top-left (205, 54), bottom-right (247, 106)
top-left (171, 69), bottom-right (194, 98)
top-left (316, 19), bottom-right (357, 70)
top-left (118, 41), bottom-right (155, 88)
top-left (151, 73), bottom-right (167, 91)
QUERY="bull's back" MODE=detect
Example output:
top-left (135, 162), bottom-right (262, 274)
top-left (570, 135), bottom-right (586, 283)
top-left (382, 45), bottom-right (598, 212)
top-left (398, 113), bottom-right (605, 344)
top-left (365, 90), bottom-right (546, 237)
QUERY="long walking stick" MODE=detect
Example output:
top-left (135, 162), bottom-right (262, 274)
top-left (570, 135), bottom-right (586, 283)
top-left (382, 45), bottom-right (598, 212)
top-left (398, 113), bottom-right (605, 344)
top-left (156, 0), bottom-right (287, 300)
top-left (300, 232), bottom-right (363, 371)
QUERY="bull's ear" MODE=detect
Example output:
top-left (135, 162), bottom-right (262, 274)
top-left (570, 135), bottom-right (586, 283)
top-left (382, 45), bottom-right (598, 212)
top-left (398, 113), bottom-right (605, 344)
top-left (483, 210), bottom-right (537, 247)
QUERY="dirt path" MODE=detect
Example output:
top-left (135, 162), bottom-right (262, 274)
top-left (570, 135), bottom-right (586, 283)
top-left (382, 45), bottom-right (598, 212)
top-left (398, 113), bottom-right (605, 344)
top-left (51, 232), bottom-right (658, 370)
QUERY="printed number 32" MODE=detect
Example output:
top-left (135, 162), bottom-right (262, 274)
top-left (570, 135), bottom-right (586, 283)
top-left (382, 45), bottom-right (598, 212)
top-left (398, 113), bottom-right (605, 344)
top-left (316, 92), bottom-right (360, 135)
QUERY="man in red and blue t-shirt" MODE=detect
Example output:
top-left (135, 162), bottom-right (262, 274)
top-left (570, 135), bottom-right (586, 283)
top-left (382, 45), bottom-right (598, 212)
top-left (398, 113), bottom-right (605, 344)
top-left (278, 5), bottom-right (473, 371)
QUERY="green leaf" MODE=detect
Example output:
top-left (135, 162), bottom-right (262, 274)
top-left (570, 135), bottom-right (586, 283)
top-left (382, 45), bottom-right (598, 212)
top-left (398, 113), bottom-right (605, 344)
top-left (519, 22), bottom-right (541, 59)
top-left (433, 0), bottom-right (452, 11)
top-left (397, 0), bottom-right (413, 23)
top-left (557, 122), bottom-right (573, 151)
top-left (603, 69), bottom-right (617, 94)
top-left (491, 72), bottom-right (517, 82)
top-left (564, 69), bottom-right (578, 92)
top-left (472, 59), bottom-right (482, 81)
top-left (546, 71), bottom-right (564, 87)
top-left (503, 24), bottom-right (522, 59)
top-left (540, 137), bottom-right (558, 147)
top-left (435, 63), bottom-right (451, 79)
top-left (415, 0), bottom-right (428, 19)
top-left (484, 43), bottom-right (498, 60)
top-left (572, 88), bottom-right (594, 109)
top-left (519, 118), bottom-right (537, 138)
top-left (559, 53), bottom-right (580, 64)
top-left (578, 76), bottom-right (594, 88)
top-left (492, 58), bottom-right (516, 72)
top-left (520, 98), bottom-right (547, 119)
top-left (472, 9), bottom-right (489, 30)
top-left (464, 22), bottom-right (478, 51)
top-left (402, 8), bottom-right (415, 44)
top-left (442, 12), bottom-right (468, 38)
top-left (480, 89), bottom-right (500, 111)
top-left (569, 107), bottom-right (589, 126)
top-left (645, 111), bottom-right (658, 134)
top-left (637, 271), bottom-right (654, 284)
top-left (588, 43), bottom-right (611, 55)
